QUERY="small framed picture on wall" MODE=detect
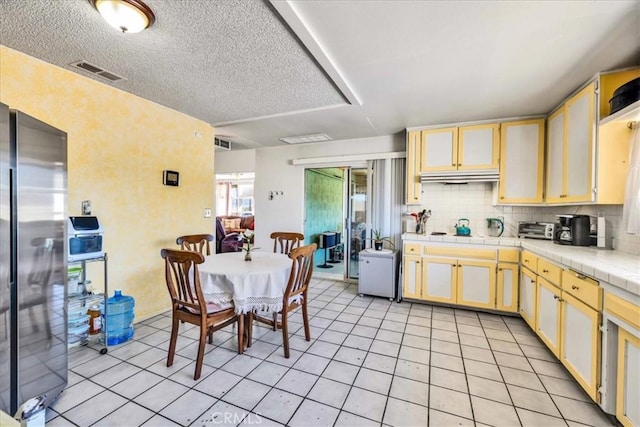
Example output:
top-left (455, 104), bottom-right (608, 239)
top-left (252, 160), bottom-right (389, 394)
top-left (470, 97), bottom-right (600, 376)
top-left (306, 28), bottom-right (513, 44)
top-left (163, 170), bottom-right (180, 186)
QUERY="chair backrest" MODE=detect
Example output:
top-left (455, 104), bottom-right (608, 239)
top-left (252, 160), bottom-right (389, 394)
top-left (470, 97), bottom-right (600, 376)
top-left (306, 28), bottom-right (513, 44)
top-left (270, 232), bottom-right (304, 254)
top-left (284, 243), bottom-right (317, 300)
top-left (176, 234), bottom-right (214, 256)
top-left (161, 248), bottom-right (207, 314)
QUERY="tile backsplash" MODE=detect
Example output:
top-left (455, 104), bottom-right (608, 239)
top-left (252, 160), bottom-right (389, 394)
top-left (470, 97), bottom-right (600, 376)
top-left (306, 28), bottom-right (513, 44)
top-left (404, 182), bottom-right (640, 256)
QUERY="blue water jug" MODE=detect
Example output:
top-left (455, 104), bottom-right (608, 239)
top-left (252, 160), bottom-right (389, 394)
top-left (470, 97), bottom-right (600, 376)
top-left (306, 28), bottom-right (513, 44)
top-left (101, 289), bottom-right (135, 345)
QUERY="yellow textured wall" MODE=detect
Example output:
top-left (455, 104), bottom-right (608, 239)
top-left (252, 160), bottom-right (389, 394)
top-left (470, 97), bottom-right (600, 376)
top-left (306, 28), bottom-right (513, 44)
top-left (0, 46), bottom-right (216, 320)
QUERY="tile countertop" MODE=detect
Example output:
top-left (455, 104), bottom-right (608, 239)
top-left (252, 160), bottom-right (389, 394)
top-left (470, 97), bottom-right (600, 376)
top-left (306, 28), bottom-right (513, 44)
top-left (402, 233), bottom-right (640, 298)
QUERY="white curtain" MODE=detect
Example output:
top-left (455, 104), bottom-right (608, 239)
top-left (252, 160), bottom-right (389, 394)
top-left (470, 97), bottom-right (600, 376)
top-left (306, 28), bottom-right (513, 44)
top-left (623, 125), bottom-right (640, 235)
top-left (370, 158), bottom-right (404, 248)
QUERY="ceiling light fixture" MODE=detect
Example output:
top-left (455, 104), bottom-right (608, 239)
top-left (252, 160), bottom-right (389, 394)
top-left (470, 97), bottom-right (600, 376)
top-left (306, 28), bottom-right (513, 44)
top-left (280, 134), bottom-right (333, 144)
top-left (91, 0), bottom-right (155, 33)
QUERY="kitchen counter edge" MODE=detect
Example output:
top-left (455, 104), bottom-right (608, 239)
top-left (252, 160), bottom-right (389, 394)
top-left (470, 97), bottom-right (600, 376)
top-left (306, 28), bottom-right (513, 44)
top-left (401, 233), bottom-right (640, 298)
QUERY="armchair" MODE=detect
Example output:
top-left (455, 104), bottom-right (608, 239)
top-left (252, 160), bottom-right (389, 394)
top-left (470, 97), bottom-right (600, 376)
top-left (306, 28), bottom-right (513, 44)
top-left (215, 218), bottom-right (243, 254)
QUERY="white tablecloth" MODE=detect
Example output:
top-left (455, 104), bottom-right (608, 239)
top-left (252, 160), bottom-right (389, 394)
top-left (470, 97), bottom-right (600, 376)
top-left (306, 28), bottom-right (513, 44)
top-left (198, 251), bottom-right (292, 314)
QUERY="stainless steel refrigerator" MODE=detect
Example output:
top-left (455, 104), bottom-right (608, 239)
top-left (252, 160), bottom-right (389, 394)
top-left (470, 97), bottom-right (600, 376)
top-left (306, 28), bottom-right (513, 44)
top-left (0, 103), bottom-right (67, 415)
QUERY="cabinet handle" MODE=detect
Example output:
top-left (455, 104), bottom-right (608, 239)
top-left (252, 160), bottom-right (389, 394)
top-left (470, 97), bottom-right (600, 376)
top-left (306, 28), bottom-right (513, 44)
top-left (451, 163), bottom-right (456, 166)
top-left (542, 269), bottom-right (549, 273)
top-left (500, 196), bottom-right (504, 199)
top-left (498, 268), bottom-right (503, 271)
top-left (576, 274), bottom-right (587, 280)
top-left (553, 295), bottom-right (560, 301)
top-left (457, 163), bottom-right (462, 166)
top-left (572, 285), bottom-right (579, 290)
top-left (524, 259), bottom-right (529, 263)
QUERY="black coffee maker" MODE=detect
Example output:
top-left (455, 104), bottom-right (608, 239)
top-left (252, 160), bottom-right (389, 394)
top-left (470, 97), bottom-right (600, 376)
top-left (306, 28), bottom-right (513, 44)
top-left (554, 215), bottom-right (591, 246)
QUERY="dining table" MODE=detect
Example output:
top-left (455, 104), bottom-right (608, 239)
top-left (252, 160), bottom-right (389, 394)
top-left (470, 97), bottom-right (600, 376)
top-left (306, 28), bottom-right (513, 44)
top-left (198, 250), bottom-right (292, 314)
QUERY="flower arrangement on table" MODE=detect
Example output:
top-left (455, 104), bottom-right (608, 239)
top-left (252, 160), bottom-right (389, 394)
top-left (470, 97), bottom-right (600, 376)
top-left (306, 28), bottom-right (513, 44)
top-left (409, 209), bottom-right (432, 234)
top-left (242, 231), bottom-right (256, 261)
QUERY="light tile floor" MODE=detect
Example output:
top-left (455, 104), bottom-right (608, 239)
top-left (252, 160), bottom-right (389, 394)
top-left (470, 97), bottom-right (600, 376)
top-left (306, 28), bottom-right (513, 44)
top-left (47, 278), bottom-right (617, 426)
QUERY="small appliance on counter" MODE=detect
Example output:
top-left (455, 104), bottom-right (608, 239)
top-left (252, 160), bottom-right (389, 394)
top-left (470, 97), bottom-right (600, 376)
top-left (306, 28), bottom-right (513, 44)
top-left (518, 222), bottom-right (555, 240)
top-left (68, 216), bottom-right (104, 262)
top-left (486, 218), bottom-right (504, 237)
top-left (554, 214), bottom-right (591, 246)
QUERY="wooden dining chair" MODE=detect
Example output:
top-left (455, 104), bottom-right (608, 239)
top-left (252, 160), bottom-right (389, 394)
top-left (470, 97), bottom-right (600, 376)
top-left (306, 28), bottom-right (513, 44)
top-left (270, 232), bottom-right (304, 254)
top-left (248, 243), bottom-right (317, 358)
top-left (161, 248), bottom-right (243, 380)
top-left (176, 234), bottom-right (214, 256)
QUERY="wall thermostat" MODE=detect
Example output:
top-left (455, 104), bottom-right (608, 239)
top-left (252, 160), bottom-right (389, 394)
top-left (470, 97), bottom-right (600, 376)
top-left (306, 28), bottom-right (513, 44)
top-left (163, 170), bottom-right (180, 186)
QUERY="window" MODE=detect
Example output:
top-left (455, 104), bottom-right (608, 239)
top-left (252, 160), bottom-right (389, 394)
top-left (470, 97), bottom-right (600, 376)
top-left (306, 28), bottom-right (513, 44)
top-left (216, 173), bottom-right (254, 216)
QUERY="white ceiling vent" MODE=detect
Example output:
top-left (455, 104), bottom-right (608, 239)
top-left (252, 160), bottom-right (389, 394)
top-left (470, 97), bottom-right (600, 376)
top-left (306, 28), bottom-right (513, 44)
top-left (214, 137), bottom-right (231, 150)
top-left (280, 134), bottom-right (332, 144)
top-left (70, 61), bottom-right (125, 82)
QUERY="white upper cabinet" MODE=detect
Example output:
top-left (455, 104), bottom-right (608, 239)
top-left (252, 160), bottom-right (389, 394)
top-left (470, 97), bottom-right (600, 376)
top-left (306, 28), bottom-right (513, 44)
top-left (421, 124), bottom-right (499, 172)
top-left (498, 119), bottom-right (545, 204)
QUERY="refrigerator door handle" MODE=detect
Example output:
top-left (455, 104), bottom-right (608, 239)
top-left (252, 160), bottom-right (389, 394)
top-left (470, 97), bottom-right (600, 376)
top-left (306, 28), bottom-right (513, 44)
top-left (8, 167), bottom-right (14, 285)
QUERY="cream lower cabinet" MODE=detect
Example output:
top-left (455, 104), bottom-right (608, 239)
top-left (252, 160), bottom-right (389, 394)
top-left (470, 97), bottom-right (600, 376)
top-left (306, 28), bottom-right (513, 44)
top-left (497, 262), bottom-right (519, 312)
top-left (535, 277), bottom-right (562, 357)
top-left (560, 292), bottom-right (600, 402)
top-left (520, 266), bottom-right (537, 329)
top-left (402, 254), bottom-right (422, 299)
top-left (423, 256), bottom-right (496, 309)
top-left (617, 328), bottom-right (640, 427)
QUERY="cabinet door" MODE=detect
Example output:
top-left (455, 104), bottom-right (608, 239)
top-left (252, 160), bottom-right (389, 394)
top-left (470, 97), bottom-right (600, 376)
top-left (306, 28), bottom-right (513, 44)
top-left (564, 82), bottom-right (595, 202)
top-left (546, 107), bottom-right (565, 203)
top-left (520, 267), bottom-right (537, 329)
top-left (406, 131), bottom-right (422, 204)
top-left (458, 123), bottom-right (499, 170)
top-left (617, 328), bottom-right (640, 427)
top-left (457, 259), bottom-right (496, 309)
top-left (421, 128), bottom-right (457, 172)
top-left (560, 292), bottom-right (600, 402)
top-left (423, 257), bottom-right (456, 304)
top-left (497, 263), bottom-right (519, 312)
top-left (498, 119), bottom-right (544, 204)
top-left (402, 255), bottom-right (422, 300)
top-left (535, 277), bottom-right (561, 357)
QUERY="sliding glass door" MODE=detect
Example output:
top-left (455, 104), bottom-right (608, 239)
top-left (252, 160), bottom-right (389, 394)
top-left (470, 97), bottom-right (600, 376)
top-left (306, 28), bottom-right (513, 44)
top-left (304, 166), bottom-right (369, 281)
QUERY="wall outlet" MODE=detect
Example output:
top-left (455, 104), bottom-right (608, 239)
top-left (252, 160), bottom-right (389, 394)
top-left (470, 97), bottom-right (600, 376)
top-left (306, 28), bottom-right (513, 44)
top-left (203, 208), bottom-right (212, 218)
top-left (82, 200), bottom-right (92, 215)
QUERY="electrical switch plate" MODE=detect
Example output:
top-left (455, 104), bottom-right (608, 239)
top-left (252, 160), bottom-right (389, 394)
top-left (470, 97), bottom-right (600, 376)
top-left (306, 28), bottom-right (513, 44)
top-left (204, 208), bottom-right (212, 218)
top-left (82, 200), bottom-right (92, 215)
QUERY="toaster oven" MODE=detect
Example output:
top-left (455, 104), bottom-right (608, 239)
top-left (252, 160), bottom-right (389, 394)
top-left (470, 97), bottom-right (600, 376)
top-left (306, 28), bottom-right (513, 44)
top-left (68, 216), bottom-right (104, 262)
top-left (517, 222), bottom-right (555, 240)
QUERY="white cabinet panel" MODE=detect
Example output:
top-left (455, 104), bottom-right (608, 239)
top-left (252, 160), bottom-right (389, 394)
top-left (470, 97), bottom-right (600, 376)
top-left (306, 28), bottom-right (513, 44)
top-left (536, 278), bottom-right (561, 357)
top-left (424, 257), bottom-right (456, 303)
top-left (547, 109), bottom-right (565, 201)
top-left (520, 267), bottom-right (537, 329)
top-left (618, 328), bottom-right (640, 427)
top-left (459, 127), bottom-right (494, 167)
top-left (566, 89), bottom-right (594, 199)
top-left (458, 261), bottom-right (496, 309)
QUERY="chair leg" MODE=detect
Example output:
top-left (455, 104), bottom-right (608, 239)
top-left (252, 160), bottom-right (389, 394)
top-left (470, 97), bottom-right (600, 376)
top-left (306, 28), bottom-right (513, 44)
top-left (247, 312), bottom-right (253, 348)
top-left (194, 323), bottom-right (207, 380)
top-left (208, 327), bottom-right (214, 344)
top-left (281, 313), bottom-right (290, 358)
top-left (302, 300), bottom-right (311, 341)
top-left (272, 312), bottom-right (277, 331)
top-left (167, 316), bottom-right (179, 367)
top-left (237, 314), bottom-right (244, 354)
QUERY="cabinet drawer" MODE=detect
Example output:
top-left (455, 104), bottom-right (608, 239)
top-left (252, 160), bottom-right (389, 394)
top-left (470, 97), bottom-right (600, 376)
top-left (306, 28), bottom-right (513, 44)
top-left (425, 246), bottom-right (496, 259)
top-left (521, 250), bottom-right (538, 272)
top-left (605, 292), bottom-right (640, 330)
top-left (562, 270), bottom-right (601, 310)
top-left (404, 243), bottom-right (422, 255)
top-left (538, 258), bottom-right (562, 285)
top-left (498, 249), bottom-right (519, 263)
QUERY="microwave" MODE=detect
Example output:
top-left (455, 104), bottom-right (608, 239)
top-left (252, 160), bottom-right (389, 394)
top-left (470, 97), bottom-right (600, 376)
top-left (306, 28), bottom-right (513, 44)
top-left (68, 216), bottom-right (104, 262)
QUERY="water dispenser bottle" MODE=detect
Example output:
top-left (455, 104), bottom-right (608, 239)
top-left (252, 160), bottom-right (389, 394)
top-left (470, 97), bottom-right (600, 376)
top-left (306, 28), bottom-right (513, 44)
top-left (101, 289), bottom-right (135, 345)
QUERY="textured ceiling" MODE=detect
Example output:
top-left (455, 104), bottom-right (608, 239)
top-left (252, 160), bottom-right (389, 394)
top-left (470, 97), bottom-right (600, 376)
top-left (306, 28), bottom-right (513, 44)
top-left (1, 0), bottom-right (639, 150)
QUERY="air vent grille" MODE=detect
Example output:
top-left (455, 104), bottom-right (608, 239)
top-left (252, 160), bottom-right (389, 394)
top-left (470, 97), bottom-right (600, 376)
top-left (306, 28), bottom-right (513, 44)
top-left (214, 138), bottom-right (231, 150)
top-left (70, 61), bottom-right (125, 82)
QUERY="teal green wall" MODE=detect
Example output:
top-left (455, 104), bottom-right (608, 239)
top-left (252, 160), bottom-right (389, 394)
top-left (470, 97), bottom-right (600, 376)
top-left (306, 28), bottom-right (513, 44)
top-left (304, 168), bottom-right (344, 266)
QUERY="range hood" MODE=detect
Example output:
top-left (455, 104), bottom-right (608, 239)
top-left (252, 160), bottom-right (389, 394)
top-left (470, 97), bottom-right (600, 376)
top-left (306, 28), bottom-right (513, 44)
top-left (420, 169), bottom-right (500, 183)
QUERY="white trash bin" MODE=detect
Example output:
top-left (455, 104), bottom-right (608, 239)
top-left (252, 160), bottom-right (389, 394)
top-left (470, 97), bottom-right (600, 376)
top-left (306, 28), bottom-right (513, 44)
top-left (14, 396), bottom-right (46, 427)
